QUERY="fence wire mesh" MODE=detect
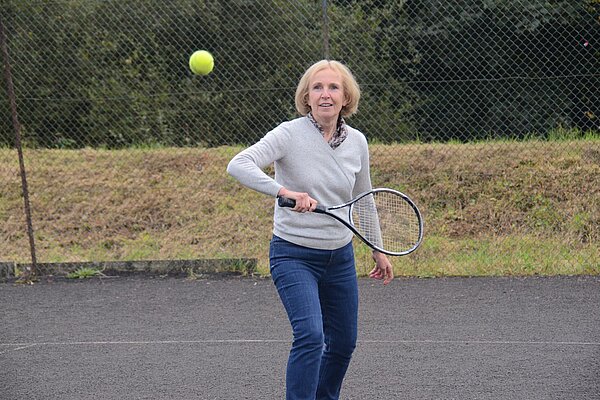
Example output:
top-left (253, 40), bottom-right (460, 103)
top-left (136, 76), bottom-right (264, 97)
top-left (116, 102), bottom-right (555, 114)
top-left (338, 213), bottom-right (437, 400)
top-left (1, 0), bottom-right (599, 277)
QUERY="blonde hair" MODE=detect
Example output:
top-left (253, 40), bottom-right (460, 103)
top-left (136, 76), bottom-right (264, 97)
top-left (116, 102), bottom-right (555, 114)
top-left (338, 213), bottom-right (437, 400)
top-left (294, 60), bottom-right (361, 118)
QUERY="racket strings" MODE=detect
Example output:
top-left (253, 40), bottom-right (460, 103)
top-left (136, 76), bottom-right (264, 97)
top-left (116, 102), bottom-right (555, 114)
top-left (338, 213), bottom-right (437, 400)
top-left (352, 192), bottom-right (421, 253)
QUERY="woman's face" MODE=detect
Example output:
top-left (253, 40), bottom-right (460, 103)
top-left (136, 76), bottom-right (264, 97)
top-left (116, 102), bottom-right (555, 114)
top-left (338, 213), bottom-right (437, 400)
top-left (307, 67), bottom-right (347, 123)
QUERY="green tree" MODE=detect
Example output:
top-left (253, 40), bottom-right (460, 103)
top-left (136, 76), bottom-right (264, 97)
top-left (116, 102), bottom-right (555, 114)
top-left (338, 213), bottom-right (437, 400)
top-left (399, 0), bottom-right (599, 140)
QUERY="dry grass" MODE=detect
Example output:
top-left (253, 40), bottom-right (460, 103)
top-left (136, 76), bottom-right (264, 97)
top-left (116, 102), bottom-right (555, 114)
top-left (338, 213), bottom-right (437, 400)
top-left (1, 139), bottom-right (598, 277)
top-left (370, 141), bottom-right (600, 243)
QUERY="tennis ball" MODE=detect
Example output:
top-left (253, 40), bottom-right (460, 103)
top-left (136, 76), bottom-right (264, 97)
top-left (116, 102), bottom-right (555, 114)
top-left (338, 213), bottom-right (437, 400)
top-left (189, 50), bottom-right (214, 75)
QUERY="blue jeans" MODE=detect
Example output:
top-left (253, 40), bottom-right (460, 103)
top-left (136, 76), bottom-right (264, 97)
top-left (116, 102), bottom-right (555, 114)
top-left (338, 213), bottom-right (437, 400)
top-left (269, 235), bottom-right (359, 400)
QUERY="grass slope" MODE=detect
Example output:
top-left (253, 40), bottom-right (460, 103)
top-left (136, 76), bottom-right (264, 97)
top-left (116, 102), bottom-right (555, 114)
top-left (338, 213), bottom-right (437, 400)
top-left (1, 140), bottom-right (598, 277)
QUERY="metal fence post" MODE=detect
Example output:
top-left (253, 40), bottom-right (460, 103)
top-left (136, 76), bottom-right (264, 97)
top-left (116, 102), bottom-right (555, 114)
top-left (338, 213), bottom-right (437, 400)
top-left (0, 15), bottom-right (38, 278)
top-left (322, 0), bottom-right (330, 59)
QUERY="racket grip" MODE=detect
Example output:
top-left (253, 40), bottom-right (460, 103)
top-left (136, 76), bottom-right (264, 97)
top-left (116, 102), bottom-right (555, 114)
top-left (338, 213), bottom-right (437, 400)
top-left (277, 196), bottom-right (326, 213)
top-left (277, 196), bottom-right (296, 208)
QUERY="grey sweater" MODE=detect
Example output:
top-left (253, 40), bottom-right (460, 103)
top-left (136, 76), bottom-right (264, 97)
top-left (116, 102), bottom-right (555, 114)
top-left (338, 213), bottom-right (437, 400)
top-left (227, 116), bottom-right (373, 250)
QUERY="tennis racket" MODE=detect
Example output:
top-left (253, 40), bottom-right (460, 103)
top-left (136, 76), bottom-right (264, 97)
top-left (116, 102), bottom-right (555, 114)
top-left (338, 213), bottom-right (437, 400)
top-left (277, 188), bottom-right (423, 256)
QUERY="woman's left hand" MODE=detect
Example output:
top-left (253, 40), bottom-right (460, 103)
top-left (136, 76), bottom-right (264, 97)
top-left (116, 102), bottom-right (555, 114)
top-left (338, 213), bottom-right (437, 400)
top-left (369, 251), bottom-right (394, 285)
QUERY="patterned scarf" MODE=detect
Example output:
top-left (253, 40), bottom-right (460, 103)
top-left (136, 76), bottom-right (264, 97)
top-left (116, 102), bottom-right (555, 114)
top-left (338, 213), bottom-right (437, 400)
top-left (306, 112), bottom-right (348, 149)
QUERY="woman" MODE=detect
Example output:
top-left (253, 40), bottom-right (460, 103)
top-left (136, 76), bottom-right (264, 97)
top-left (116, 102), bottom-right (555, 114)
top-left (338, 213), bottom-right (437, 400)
top-left (227, 59), bottom-right (393, 400)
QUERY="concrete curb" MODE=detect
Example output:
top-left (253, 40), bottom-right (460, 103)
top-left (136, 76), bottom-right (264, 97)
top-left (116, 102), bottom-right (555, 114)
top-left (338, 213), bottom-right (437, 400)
top-left (0, 258), bottom-right (257, 281)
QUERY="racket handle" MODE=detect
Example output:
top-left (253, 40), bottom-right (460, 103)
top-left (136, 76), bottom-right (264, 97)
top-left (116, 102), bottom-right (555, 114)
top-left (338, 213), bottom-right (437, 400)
top-left (277, 196), bottom-right (326, 213)
top-left (277, 196), bottom-right (296, 208)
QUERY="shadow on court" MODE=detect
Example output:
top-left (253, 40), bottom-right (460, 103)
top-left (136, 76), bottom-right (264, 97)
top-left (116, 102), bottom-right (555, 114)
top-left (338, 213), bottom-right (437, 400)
top-left (1, 274), bottom-right (599, 400)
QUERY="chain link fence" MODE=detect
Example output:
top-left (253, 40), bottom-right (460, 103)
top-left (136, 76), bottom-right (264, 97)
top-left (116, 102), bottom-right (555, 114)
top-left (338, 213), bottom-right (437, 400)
top-left (1, 0), bottom-right (599, 277)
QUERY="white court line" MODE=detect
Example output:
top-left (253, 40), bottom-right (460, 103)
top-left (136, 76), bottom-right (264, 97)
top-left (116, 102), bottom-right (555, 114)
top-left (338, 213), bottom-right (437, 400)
top-left (0, 344), bottom-right (37, 355)
top-left (360, 339), bottom-right (600, 346)
top-left (0, 340), bottom-right (287, 350)
top-left (1, 338), bottom-right (599, 351)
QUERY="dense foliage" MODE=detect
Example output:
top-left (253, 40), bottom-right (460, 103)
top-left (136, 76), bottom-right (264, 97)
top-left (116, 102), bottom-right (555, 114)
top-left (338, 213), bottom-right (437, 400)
top-left (1, 0), bottom-right (598, 148)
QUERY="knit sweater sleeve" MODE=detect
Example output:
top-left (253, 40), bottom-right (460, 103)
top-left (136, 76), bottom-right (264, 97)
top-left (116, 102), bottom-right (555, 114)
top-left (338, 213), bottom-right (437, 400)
top-left (226, 125), bottom-right (287, 197)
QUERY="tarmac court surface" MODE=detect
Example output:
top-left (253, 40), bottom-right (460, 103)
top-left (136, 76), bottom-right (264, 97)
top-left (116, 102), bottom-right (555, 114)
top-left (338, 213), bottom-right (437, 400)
top-left (1, 274), bottom-right (599, 399)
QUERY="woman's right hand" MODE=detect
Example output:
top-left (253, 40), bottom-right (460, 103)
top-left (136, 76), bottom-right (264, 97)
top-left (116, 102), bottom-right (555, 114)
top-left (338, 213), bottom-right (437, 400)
top-left (277, 188), bottom-right (318, 213)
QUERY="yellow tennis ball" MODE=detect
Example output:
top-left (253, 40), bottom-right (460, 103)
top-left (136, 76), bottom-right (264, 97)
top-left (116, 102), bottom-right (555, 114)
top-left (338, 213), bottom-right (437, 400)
top-left (189, 50), bottom-right (214, 75)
